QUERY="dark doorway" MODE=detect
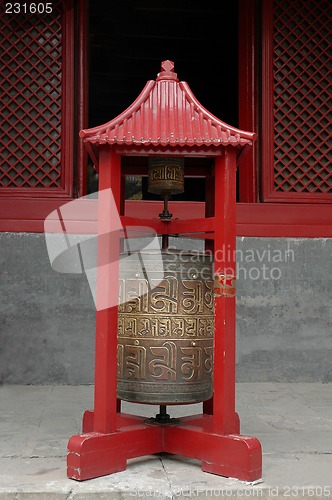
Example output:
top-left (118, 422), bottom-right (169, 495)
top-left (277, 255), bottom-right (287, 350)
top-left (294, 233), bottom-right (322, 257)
top-left (88, 1), bottom-right (239, 200)
top-left (89, 1), bottom-right (238, 127)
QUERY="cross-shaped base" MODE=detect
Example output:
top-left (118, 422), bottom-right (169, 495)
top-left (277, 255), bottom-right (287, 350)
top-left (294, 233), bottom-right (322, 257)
top-left (67, 411), bottom-right (262, 482)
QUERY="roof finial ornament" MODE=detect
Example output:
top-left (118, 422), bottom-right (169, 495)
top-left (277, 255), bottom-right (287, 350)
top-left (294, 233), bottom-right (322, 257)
top-left (156, 60), bottom-right (179, 82)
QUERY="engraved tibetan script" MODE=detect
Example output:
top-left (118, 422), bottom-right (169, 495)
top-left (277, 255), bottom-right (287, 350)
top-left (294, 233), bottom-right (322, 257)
top-left (149, 341), bottom-right (177, 381)
top-left (123, 343), bottom-right (146, 380)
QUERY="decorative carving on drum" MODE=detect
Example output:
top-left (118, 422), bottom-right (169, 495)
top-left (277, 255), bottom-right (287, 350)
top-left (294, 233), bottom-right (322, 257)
top-left (117, 252), bottom-right (214, 404)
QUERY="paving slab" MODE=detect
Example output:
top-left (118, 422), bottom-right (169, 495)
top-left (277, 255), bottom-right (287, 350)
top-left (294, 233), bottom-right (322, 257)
top-left (0, 383), bottom-right (331, 499)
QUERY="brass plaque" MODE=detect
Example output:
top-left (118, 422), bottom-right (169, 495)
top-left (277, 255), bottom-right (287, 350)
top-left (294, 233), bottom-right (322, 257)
top-left (214, 274), bottom-right (236, 297)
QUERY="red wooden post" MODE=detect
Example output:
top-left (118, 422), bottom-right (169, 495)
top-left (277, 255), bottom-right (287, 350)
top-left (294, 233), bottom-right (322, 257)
top-left (77, 0), bottom-right (89, 198)
top-left (238, 0), bottom-right (257, 203)
top-left (93, 147), bottom-right (121, 433)
top-left (213, 149), bottom-right (237, 434)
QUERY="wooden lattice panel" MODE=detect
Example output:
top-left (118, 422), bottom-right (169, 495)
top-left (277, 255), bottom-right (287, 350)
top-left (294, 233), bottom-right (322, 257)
top-left (1, 2), bottom-right (63, 189)
top-left (273, 0), bottom-right (331, 195)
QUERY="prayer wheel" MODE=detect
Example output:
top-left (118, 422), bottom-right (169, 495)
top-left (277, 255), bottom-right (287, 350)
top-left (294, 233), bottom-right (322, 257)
top-left (117, 251), bottom-right (214, 404)
top-left (148, 157), bottom-right (184, 219)
top-left (148, 157), bottom-right (184, 197)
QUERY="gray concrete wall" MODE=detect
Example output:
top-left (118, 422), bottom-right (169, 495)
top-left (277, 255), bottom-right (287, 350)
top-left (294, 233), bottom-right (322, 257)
top-left (236, 238), bottom-right (332, 382)
top-left (0, 233), bottom-right (331, 384)
top-left (0, 233), bottom-right (95, 384)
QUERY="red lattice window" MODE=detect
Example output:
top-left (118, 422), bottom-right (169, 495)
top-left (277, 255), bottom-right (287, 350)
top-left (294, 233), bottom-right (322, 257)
top-left (262, 0), bottom-right (331, 203)
top-left (0, 0), bottom-right (74, 197)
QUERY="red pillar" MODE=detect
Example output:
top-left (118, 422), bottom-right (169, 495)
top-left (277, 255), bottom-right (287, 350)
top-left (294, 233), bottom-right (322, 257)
top-left (93, 147), bottom-right (122, 433)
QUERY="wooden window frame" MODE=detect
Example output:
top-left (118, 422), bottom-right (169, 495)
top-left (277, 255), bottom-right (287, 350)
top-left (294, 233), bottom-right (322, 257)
top-left (0, 0), bottom-right (330, 237)
top-left (261, 0), bottom-right (330, 204)
top-left (0, 0), bottom-right (88, 232)
top-left (236, 0), bottom-right (332, 237)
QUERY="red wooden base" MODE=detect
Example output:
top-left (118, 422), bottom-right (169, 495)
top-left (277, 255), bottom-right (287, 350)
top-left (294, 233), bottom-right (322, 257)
top-left (67, 411), bottom-right (262, 482)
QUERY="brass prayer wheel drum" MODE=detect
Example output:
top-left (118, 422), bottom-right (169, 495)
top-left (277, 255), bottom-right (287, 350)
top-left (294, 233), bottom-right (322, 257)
top-left (148, 157), bottom-right (184, 197)
top-left (117, 251), bottom-right (214, 404)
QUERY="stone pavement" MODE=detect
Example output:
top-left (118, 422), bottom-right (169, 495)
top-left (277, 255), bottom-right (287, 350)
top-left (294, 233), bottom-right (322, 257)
top-left (0, 383), bottom-right (331, 499)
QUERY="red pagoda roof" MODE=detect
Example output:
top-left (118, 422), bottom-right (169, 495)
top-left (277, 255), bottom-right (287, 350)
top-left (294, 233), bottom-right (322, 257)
top-left (80, 60), bottom-right (256, 155)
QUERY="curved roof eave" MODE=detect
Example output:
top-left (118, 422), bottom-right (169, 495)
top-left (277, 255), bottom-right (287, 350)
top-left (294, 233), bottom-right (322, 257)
top-left (80, 61), bottom-right (256, 153)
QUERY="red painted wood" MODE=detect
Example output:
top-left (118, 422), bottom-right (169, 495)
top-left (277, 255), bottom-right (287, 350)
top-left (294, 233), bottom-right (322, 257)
top-left (62, 0), bottom-right (75, 197)
top-left (0, 0), bottom-right (74, 197)
top-left (261, 0), bottom-right (331, 203)
top-left (164, 417), bottom-right (262, 482)
top-left (236, 202), bottom-right (332, 237)
top-left (0, 0), bottom-right (76, 231)
top-left (80, 60), bottom-right (255, 163)
top-left (261, 0), bottom-right (275, 204)
top-left (213, 150), bottom-right (238, 434)
top-left (238, 0), bottom-right (258, 203)
top-left (68, 435), bottom-right (126, 481)
top-left (1, 198), bottom-right (331, 236)
top-left (82, 410), bottom-right (94, 433)
top-left (69, 413), bottom-right (260, 481)
top-left (68, 423), bottom-right (164, 481)
top-left (125, 201), bottom-right (332, 237)
top-left (116, 145), bottom-right (226, 158)
top-left (2, 10), bottom-right (330, 233)
top-left (93, 147), bottom-right (121, 434)
top-left (77, 0), bottom-right (89, 197)
top-left (66, 58), bottom-right (262, 482)
top-left (120, 216), bottom-right (215, 238)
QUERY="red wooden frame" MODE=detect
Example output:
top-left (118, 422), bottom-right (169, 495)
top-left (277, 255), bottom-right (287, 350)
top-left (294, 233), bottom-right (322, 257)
top-left (76, 0), bottom-right (89, 197)
top-left (67, 146), bottom-right (262, 482)
top-left (236, 0), bottom-right (332, 236)
top-left (123, 201), bottom-right (332, 238)
top-left (261, 0), bottom-right (275, 204)
top-left (65, 62), bottom-right (262, 481)
top-left (0, 0), bottom-right (74, 198)
top-left (238, 0), bottom-right (258, 203)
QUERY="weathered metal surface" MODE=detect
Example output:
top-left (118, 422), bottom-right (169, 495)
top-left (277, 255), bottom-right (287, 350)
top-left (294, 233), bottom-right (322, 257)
top-left (117, 251), bottom-right (214, 403)
top-left (148, 157), bottom-right (184, 197)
